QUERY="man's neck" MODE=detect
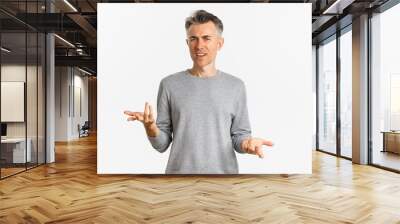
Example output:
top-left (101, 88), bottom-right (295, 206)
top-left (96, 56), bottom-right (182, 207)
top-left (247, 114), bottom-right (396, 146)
top-left (189, 64), bottom-right (217, 78)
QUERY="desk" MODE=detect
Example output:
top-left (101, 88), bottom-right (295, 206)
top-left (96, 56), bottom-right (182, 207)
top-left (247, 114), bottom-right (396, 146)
top-left (381, 131), bottom-right (400, 154)
top-left (1, 138), bottom-right (32, 163)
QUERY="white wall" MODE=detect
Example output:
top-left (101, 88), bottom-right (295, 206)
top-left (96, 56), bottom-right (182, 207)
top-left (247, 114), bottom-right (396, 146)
top-left (70, 72), bottom-right (89, 138)
top-left (98, 3), bottom-right (312, 174)
top-left (55, 67), bottom-right (68, 141)
top-left (55, 67), bottom-right (89, 141)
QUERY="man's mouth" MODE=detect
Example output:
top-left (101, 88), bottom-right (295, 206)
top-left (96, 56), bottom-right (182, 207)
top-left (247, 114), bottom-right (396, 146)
top-left (195, 53), bottom-right (207, 57)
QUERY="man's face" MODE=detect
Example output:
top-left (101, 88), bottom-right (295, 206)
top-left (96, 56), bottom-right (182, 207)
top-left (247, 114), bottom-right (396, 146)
top-left (186, 21), bottom-right (224, 68)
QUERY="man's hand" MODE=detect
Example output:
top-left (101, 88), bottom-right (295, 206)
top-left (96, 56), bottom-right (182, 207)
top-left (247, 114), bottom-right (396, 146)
top-left (124, 102), bottom-right (159, 137)
top-left (241, 138), bottom-right (273, 158)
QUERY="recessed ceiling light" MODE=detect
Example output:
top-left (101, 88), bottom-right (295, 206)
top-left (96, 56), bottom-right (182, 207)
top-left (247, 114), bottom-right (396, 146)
top-left (78, 67), bottom-right (93, 76)
top-left (63, 0), bottom-right (78, 12)
top-left (1, 47), bottom-right (11, 53)
top-left (54, 34), bottom-right (75, 48)
top-left (322, 0), bottom-right (355, 15)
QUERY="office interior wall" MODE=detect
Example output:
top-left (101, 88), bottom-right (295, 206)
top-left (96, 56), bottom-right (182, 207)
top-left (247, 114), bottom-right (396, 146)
top-left (73, 72), bottom-right (89, 136)
top-left (55, 67), bottom-right (89, 141)
top-left (1, 65), bottom-right (41, 139)
top-left (0, 63), bottom-right (26, 177)
top-left (1, 64), bottom-right (45, 167)
top-left (55, 67), bottom-right (69, 141)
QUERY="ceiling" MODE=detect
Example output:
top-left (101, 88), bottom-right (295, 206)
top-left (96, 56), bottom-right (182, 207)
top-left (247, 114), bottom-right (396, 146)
top-left (0, 0), bottom-right (393, 75)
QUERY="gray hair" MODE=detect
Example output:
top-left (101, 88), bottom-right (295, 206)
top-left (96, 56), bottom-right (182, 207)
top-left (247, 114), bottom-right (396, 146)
top-left (185, 10), bottom-right (223, 35)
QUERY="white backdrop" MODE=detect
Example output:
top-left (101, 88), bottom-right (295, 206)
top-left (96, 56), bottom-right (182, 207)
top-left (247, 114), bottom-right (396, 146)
top-left (98, 3), bottom-right (312, 174)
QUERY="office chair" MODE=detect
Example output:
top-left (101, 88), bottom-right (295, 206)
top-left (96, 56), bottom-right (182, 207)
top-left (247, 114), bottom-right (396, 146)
top-left (79, 121), bottom-right (90, 138)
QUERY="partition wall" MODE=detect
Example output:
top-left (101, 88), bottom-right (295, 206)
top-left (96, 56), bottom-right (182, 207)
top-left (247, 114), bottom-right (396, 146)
top-left (0, 0), bottom-right (47, 179)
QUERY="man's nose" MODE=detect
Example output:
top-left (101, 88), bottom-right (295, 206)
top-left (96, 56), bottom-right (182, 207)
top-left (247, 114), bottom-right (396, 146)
top-left (195, 39), bottom-right (205, 49)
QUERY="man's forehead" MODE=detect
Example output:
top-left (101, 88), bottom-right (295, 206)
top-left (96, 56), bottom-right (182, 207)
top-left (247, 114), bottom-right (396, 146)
top-left (186, 22), bottom-right (219, 36)
top-left (188, 34), bottom-right (215, 38)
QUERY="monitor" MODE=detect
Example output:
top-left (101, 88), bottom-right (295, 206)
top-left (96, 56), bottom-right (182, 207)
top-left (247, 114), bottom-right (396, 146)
top-left (1, 123), bottom-right (7, 137)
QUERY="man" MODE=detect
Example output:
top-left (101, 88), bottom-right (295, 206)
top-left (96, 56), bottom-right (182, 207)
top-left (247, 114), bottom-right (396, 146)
top-left (124, 10), bottom-right (273, 174)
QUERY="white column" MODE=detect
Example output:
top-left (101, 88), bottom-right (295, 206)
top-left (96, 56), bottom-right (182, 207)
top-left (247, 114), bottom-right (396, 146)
top-left (46, 1), bottom-right (55, 163)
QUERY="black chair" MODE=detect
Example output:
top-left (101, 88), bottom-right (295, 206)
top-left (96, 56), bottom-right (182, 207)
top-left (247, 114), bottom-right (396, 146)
top-left (79, 121), bottom-right (90, 138)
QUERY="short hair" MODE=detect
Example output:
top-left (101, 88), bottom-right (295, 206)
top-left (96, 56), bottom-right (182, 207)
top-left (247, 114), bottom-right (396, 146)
top-left (185, 10), bottom-right (223, 35)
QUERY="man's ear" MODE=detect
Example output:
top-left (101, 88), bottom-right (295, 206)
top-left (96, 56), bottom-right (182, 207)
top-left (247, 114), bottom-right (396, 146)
top-left (218, 37), bottom-right (224, 50)
top-left (186, 39), bottom-right (189, 46)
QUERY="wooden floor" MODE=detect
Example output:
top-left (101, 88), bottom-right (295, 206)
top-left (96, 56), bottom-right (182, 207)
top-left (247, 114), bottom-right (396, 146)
top-left (1, 134), bottom-right (400, 224)
top-left (1, 163), bottom-right (45, 178)
top-left (0, 167), bottom-right (26, 178)
top-left (373, 151), bottom-right (400, 171)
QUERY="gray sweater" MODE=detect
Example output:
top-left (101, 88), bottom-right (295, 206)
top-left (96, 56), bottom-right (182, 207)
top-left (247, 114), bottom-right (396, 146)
top-left (147, 70), bottom-right (252, 174)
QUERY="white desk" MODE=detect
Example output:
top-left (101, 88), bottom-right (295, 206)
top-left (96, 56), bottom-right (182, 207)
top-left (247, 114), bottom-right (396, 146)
top-left (1, 138), bottom-right (32, 163)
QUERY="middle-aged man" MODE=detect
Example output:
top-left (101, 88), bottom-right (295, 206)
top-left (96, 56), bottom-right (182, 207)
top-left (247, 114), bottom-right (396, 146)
top-left (124, 9), bottom-right (273, 174)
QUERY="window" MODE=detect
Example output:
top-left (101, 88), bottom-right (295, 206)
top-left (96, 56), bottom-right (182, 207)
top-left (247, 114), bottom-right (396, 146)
top-left (340, 28), bottom-right (352, 158)
top-left (318, 36), bottom-right (337, 154)
top-left (371, 2), bottom-right (400, 171)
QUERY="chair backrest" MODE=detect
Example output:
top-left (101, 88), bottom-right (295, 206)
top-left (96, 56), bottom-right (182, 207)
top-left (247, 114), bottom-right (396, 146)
top-left (82, 121), bottom-right (90, 129)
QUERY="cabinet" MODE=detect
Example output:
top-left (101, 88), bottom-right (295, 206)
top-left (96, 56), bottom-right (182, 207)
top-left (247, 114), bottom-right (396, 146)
top-left (382, 131), bottom-right (400, 154)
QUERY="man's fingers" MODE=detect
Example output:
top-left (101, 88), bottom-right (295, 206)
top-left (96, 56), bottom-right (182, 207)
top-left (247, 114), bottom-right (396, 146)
top-left (124, 110), bottom-right (136, 116)
top-left (144, 102), bottom-right (149, 123)
top-left (136, 113), bottom-right (144, 121)
top-left (127, 116), bottom-right (137, 121)
top-left (242, 139), bottom-right (250, 153)
top-left (125, 112), bottom-right (144, 120)
top-left (243, 138), bottom-right (271, 157)
top-left (248, 142), bottom-right (256, 154)
top-left (149, 105), bottom-right (154, 122)
top-left (242, 140), bottom-right (249, 153)
top-left (124, 111), bottom-right (143, 118)
top-left (124, 104), bottom-right (158, 123)
top-left (262, 139), bottom-right (274, 146)
top-left (255, 146), bottom-right (264, 158)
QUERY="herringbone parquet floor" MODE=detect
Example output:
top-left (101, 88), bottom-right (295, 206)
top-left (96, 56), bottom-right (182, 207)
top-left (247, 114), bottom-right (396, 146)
top-left (1, 134), bottom-right (400, 224)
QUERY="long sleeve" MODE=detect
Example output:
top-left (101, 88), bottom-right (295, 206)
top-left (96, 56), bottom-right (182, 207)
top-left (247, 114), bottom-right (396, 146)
top-left (231, 82), bottom-right (252, 154)
top-left (147, 80), bottom-right (173, 153)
